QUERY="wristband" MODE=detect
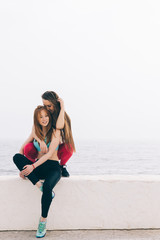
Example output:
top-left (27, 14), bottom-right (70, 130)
top-left (32, 164), bottom-right (35, 170)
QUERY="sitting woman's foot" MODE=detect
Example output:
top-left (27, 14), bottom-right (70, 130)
top-left (36, 218), bottom-right (47, 238)
top-left (40, 183), bottom-right (55, 199)
top-left (61, 165), bottom-right (70, 177)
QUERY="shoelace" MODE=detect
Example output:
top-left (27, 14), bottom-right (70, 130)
top-left (38, 222), bottom-right (46, 233)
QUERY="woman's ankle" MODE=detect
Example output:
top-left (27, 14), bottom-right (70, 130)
top-left (41, 217), bottom-right (47, 222)
top-left (36, 181), bottom-right (42, 188)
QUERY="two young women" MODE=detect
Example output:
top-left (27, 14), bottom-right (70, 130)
top-left (13, 91), bottom-right (75, 238)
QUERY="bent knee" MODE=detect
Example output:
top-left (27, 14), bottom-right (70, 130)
top-left (13, 153), bottom-right (22, 163)
top-left (43, 182), bottom-right (53, 192)
top-left (43, 173), bottom-right (61, 191)
top-left (52, 169), bottom-right (62, 182)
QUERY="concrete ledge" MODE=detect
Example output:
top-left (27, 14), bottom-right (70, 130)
top-left (2, 230), bottom-right (160, 240)
top-left (1, 175), bottom-right (160, 230)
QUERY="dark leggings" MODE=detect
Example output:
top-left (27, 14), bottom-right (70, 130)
top-left (13, 153), bottom-right (61, 218)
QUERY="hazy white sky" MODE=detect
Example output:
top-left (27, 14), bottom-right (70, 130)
top-left (0, 0), bottom-right (160, 141)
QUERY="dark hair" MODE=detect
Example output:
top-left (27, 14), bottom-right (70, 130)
top-left (42, 91), bottom-right (76, 152)
top-left (42, 91), bottom-right (60, 128)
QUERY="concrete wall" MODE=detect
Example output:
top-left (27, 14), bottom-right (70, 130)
top-left (1, 175), bottom-right (160, 230)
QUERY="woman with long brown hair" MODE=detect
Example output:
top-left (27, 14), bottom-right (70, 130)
top-left (34, 91), bottom-right (76, 177)
top-left (13, 106), bottom-right (61, 238)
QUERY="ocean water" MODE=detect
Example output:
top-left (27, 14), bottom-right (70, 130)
top-left (1, 139), bottom-right (160, 176)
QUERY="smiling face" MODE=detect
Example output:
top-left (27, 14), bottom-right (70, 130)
top-left (42, 99), bottom-right (54, 114)
top-left (38, 109), bottom-right (50, 127)
top-left (34, 106), bottom-right (53, 142)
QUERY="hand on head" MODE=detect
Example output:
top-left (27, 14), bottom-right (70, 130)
top-left (57, 98), bottom-right (64, 110)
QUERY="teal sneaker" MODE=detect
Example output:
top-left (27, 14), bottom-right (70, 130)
top-left (36, 219), bottom-right (47, 238)
top-left (40, 183), bottom-right (55, 199)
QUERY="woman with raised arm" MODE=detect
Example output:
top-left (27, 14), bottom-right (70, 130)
top-left (13, 106), bottom-right (61, 238)
top-left (33, 91), bottom-right (76, 177)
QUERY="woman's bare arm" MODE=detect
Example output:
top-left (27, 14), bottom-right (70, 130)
top-left (21, 130), bottom-right (60, 175)
top-left (34, 130), bottom-right (60, 168)
top-left (56, 98), bottom-right (64, 129)
top-left (19, 131), bottom-right (34, 154)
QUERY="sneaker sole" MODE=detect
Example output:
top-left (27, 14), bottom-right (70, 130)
top-left (36, 233), bottom-right (46, 238)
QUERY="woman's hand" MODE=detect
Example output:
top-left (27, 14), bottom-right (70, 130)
top-left (19, 171), bottom-right (26, 179)
top-left (58, 98), bottom-right (64, 110)
top-left (40, 141), bottom-right (48, 153)
top-left (21, 165), bottom-right (34, 176)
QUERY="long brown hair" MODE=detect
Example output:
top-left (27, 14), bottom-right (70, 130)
top-left (41, 91), bottom-right (76, 152)
top-left (34, 105), bottom-right (53, 144)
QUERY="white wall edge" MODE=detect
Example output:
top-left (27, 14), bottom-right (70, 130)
top-left (1, 175), bottom-right (160, 230)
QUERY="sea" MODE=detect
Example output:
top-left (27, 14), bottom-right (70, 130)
top-left (1, 139), bottom-right (160, 176)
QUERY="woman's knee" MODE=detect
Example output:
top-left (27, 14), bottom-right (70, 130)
top-left (43, 181), bottom-right (52, 193)
top-left (13, 153), bottom-right (22, 164)
top-left (43, 170), bottom-right (61, 191)
top-left (52, 169), bottom-right (62, 183)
